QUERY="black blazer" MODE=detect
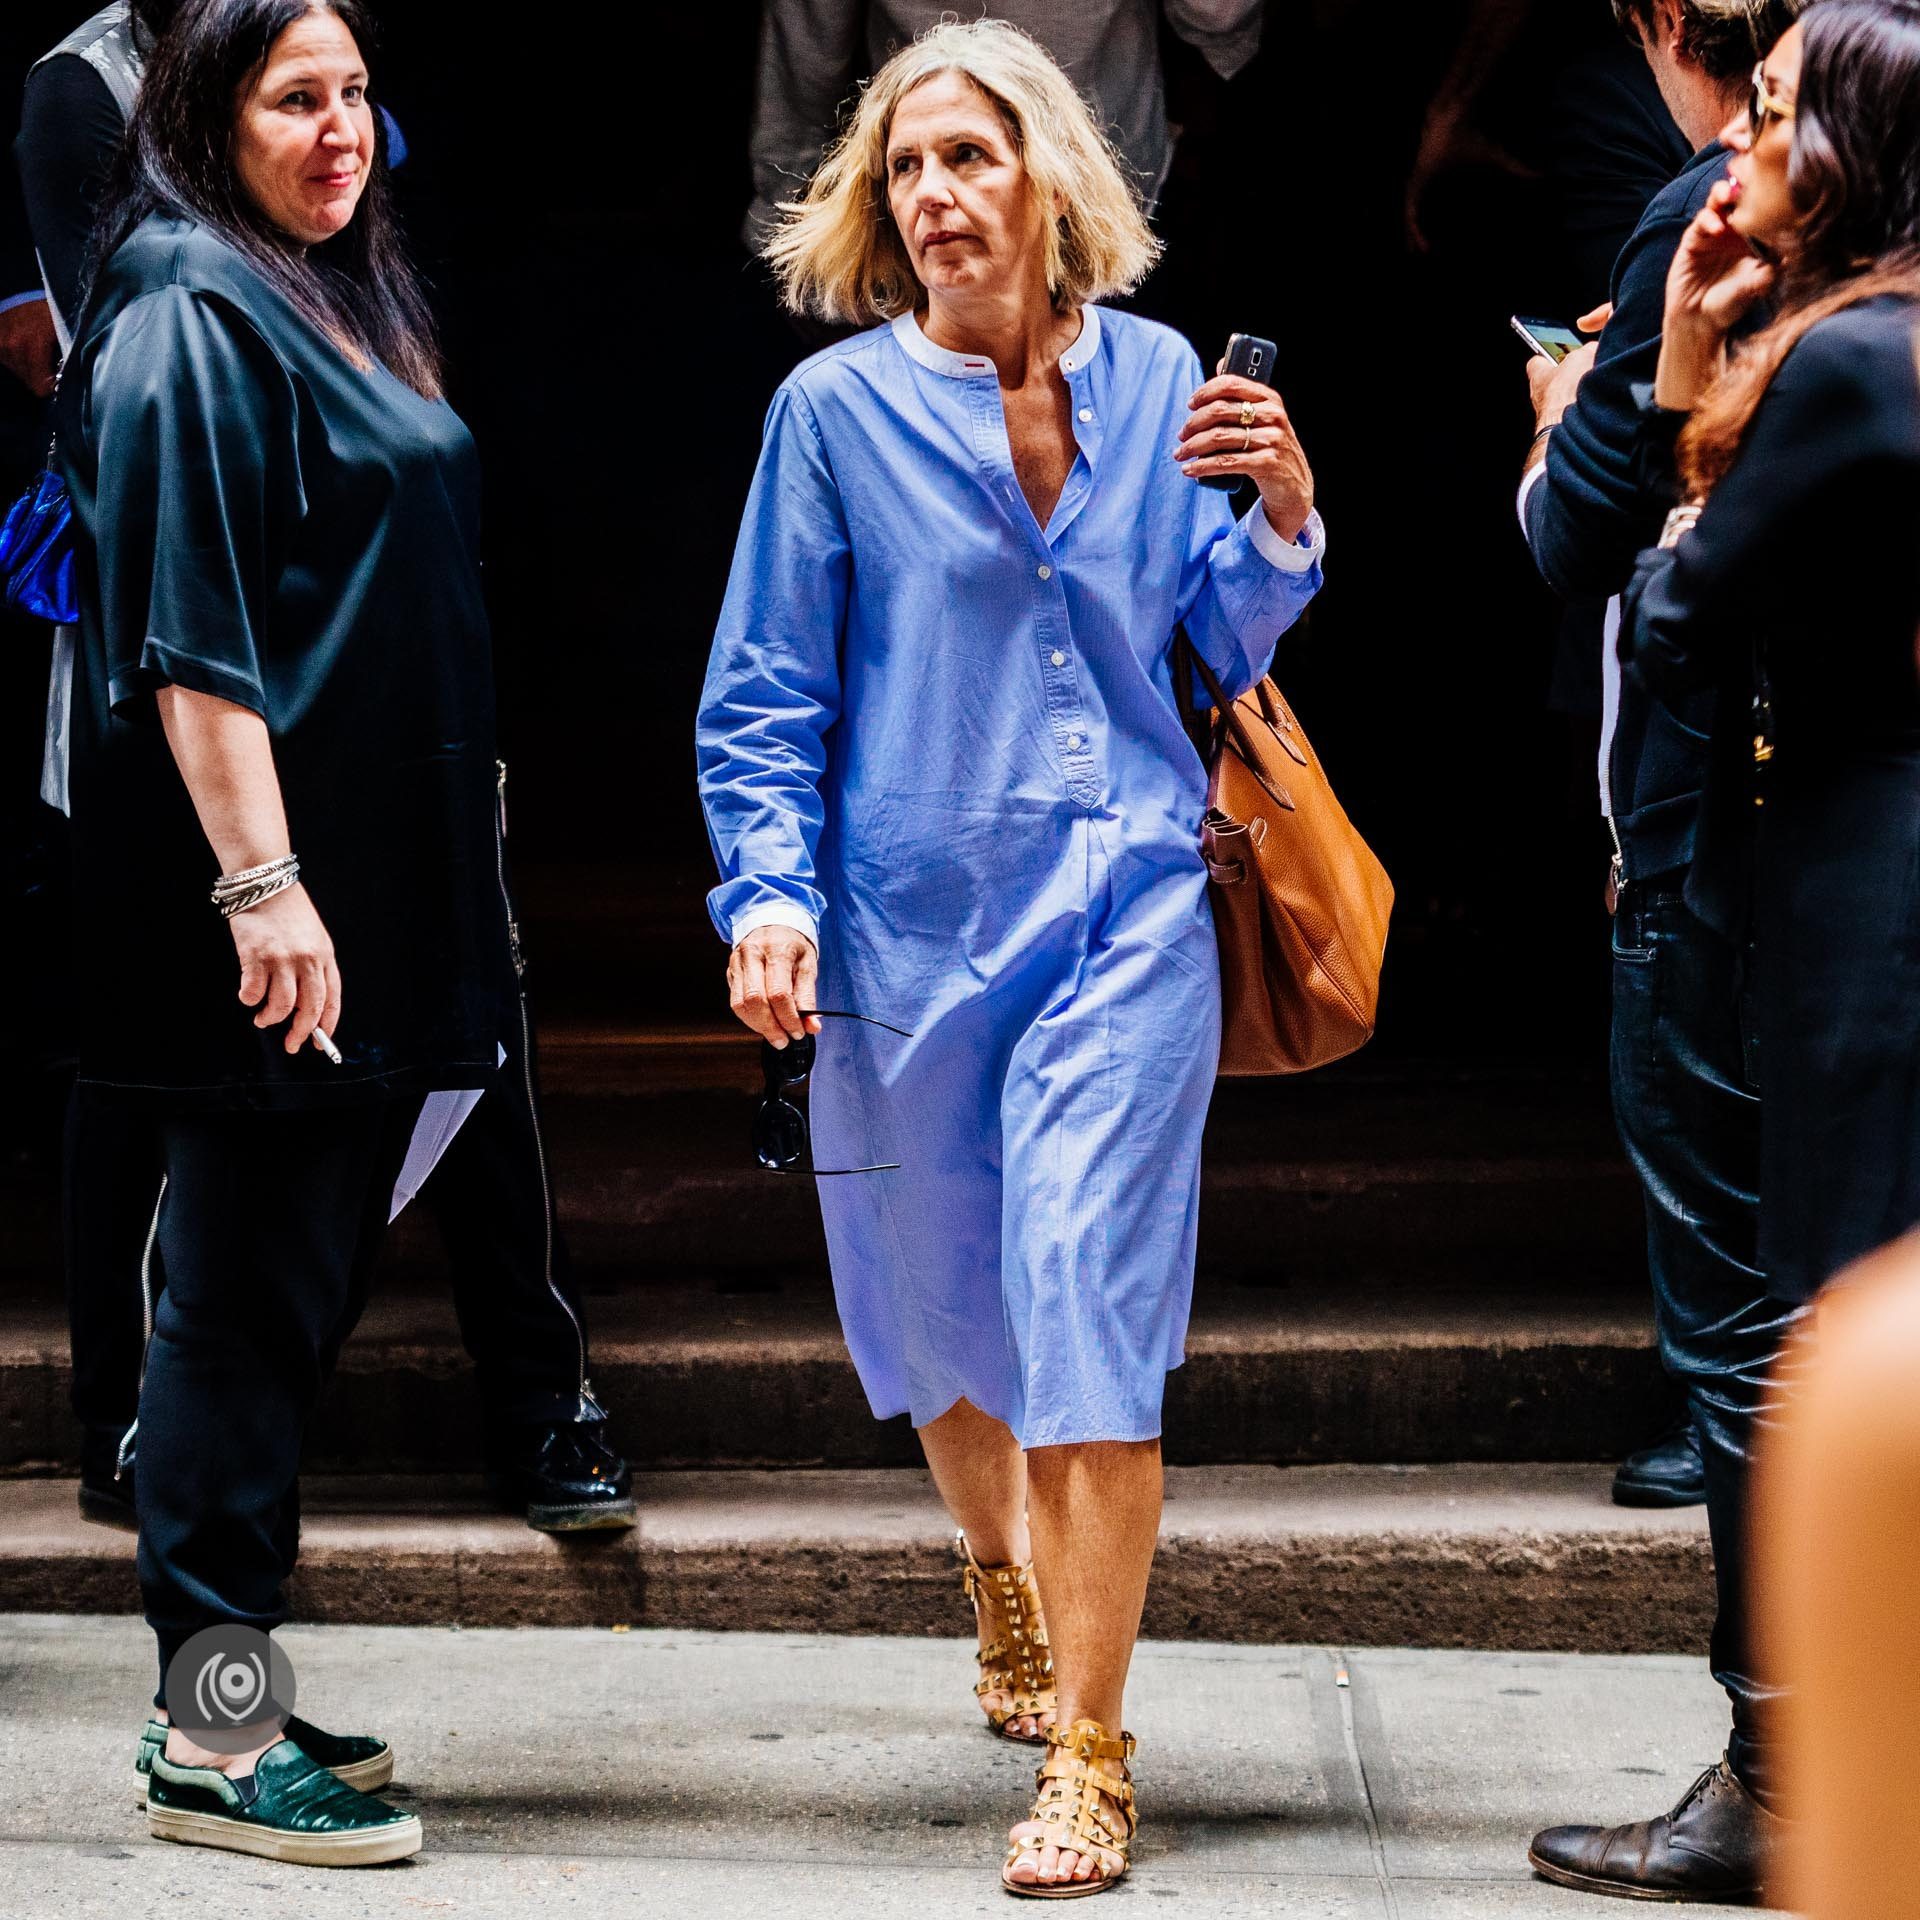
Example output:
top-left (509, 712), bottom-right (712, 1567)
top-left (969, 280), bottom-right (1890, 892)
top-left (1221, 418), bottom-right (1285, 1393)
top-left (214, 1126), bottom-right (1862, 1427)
top-left (1623, 296), bottom-right (1920, 1301)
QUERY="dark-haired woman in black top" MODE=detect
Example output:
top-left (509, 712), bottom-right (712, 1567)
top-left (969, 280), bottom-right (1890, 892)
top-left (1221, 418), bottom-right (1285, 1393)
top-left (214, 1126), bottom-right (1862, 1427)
top-left (1530, 3), bottom-right (1920, 1899)
top-left (1624, 1), bottom-right (1920, 1307)
top-left (61, 0), bottom-right (500, 1866)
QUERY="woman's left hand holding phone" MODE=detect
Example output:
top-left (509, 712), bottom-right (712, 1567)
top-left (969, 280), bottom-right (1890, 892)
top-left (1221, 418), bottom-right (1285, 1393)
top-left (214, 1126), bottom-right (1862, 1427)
top-left (1176, 371), bottom-right (1316, 543)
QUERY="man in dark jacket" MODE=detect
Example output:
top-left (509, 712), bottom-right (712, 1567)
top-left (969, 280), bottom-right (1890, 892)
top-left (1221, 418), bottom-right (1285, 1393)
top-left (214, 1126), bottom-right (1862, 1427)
top-left (1517, 0), bottom-right (1806, 1901)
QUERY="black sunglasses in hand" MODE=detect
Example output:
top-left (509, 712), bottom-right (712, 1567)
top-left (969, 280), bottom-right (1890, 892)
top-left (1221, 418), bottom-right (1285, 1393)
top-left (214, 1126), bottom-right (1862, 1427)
top-left (755, 1009), bottom-right (913, 1177)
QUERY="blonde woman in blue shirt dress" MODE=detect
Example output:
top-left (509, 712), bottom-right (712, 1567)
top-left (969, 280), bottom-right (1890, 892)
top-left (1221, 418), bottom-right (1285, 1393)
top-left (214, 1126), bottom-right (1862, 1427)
top-left (697, 19), bottom-right (1324, 1898)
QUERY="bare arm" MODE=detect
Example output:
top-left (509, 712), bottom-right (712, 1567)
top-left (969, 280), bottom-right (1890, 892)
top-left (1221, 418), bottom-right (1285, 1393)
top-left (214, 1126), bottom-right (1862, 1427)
top-left (156, 686), bottom-right (341, 1055)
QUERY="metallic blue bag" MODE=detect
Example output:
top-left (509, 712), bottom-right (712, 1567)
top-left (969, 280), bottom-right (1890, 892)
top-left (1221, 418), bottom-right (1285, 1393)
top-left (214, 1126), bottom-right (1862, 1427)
top-left (0, 461), bottom-right (78, 625)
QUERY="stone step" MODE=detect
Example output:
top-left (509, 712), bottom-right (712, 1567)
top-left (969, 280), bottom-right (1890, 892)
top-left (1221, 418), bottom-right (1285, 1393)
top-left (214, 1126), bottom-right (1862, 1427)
top-left (0, 1464), bottom-right (1711, 1652)
top-left (0, 1266), bottom-right (1668, 1475)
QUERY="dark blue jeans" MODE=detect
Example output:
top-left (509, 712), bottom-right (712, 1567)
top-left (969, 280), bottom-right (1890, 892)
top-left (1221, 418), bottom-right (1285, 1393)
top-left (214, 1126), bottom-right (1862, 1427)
top-left (1610, 880), bottom-right (1801, 1804)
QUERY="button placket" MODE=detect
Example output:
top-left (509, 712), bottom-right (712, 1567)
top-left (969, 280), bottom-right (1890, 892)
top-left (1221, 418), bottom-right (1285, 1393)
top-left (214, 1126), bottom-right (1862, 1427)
top-left (1026, 553), bottom-right (1088, 801)
top-left (973, 345), bottom-right (1099, 807)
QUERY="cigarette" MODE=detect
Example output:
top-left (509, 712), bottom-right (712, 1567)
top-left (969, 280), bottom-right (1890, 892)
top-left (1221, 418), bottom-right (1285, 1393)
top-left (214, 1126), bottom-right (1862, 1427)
top-left (311, 1027), bottom-right (343, 1065)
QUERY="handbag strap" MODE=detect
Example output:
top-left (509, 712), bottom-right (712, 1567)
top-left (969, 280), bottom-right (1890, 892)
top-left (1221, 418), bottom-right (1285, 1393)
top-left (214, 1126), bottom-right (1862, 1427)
top-left (1172, 627), bottom-right (1267, 772)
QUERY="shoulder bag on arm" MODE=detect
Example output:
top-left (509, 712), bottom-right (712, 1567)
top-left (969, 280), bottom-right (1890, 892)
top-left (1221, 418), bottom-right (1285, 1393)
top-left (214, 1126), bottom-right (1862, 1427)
top-left (1173, 630), bottom-right (1393, 1076)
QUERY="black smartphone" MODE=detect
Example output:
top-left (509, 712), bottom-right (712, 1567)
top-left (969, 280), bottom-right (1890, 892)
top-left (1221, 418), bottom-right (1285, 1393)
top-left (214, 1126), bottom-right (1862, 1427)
top-left (1199, 332), bottom-right (1277, 492)
top-left (1510, 314), bottom-right (1585, 364)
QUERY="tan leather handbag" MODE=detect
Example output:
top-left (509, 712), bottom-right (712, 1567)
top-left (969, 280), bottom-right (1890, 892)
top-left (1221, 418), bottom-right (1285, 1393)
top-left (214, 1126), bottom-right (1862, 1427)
top-left (1174, 633), bottom-right (1393, 1076)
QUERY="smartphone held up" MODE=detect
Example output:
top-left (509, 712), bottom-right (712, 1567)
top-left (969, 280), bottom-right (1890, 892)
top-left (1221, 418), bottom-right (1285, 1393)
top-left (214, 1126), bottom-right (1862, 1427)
top-left (1199, 332), bottom-right (1277, 492)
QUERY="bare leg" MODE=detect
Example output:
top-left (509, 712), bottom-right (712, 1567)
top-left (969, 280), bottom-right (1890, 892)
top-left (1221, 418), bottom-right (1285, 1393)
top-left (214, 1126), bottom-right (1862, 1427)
top-left (1007, 1437), bottom-right (1162, 1890)
top-left (920, 1397), bottom-right (1049, 1739)
top-left (920, 1397), bottom-right (1029, 1566)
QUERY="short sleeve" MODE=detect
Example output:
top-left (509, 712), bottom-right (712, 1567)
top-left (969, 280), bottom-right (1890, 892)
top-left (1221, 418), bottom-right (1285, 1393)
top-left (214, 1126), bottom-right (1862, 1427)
top-left (82, 286), bottom-right (302, 718)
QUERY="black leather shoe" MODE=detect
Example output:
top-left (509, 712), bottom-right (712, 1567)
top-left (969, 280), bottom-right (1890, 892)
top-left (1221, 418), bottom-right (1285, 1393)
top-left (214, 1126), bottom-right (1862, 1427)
top-left (1529, 1758), bottom-right (1784, 1903)
top-left (1612, 1420), bottom-right (1707, 1509)
top-left (78, 1425), bottom-right (137, 1531)
top-left (486, 1415), bottom-right (636, 1533)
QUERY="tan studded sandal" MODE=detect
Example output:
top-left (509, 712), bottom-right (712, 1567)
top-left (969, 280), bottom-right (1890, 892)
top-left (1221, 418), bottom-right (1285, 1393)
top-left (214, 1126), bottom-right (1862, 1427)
top-left (958, 1533), bottom-right (1057, 1743)
top-left (1002, 1718), bottom-right (1137, 1899)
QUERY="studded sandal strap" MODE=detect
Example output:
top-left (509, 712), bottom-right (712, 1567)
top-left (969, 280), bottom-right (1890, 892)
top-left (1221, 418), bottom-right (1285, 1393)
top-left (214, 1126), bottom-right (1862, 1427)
top-left (1006, 1719), bottom-right (1138, 1884)
top-left (960, 1538), bottom-right (1056, 1720)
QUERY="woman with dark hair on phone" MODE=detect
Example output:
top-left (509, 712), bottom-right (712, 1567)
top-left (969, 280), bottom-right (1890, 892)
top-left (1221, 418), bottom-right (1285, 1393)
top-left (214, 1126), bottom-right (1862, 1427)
top-left (699, 17), bottom-right (1324, 1899)
top-left (1627, 0), bottom-right (1920, 1306)
top-left (58, 0), bottom-right (508, 1865)
top-left (1529, 3), bottom-right (1920, 1899)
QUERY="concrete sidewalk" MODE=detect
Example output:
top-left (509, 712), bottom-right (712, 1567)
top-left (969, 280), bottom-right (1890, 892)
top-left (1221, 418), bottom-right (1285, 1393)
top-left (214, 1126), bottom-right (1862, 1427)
top-left (0, 1615), bottom-right (1790, 1918)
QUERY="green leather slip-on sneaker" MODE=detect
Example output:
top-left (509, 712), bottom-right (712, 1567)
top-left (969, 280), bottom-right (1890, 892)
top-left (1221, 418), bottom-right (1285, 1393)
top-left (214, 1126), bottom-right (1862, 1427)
top-left (147, 1739), bottom-right (421, 1867)
top-left (136, 1716), bottom-right (394, 1797)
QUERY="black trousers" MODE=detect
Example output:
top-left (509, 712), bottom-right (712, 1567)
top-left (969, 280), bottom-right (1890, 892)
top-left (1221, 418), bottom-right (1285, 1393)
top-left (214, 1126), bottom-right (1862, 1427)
top-left (66, 991), bottom-right (593, 1453)
top-left (1610, 881), bottom-right (1803, 1804)
top-left (137, 1097), bottom-right (421, 1703)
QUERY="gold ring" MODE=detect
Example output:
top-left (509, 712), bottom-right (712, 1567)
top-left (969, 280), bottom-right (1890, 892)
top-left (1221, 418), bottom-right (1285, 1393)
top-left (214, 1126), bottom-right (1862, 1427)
top-left (1240, 425), bottom-right (1253, 453)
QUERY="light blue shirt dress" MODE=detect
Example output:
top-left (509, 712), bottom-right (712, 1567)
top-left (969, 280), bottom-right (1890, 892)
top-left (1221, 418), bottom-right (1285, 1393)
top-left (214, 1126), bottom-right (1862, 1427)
top-left (699, 305), bottom-right (1325, 1448)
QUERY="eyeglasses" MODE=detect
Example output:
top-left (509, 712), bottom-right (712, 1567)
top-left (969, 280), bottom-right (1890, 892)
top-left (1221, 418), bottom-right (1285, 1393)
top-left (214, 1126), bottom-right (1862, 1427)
top-left (1749, 61), bottom-right (1796, 137)
top-left (754, 1009), bottom-right (912, 1177)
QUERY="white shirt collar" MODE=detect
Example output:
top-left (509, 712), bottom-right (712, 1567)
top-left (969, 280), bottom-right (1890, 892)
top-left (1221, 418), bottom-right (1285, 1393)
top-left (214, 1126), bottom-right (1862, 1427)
top-left (890, 305), bottom-right (1102, 380)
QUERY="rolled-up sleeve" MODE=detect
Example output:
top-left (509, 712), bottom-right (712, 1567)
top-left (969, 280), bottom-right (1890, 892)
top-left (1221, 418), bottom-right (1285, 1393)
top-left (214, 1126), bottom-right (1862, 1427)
top-left (698, 384), bottom-right (849, 947)
top-left (84, 286), bottom-right (301, 718)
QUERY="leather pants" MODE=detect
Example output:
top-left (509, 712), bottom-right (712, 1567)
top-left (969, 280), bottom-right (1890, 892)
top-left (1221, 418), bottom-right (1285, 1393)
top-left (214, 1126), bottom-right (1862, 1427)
top-left (1610, 880), bottom-right (1804, 1806)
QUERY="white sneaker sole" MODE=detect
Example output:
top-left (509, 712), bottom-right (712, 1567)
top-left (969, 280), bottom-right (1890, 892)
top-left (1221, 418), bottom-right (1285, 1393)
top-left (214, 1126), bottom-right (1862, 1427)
top-left (148, 1803), bottom-right (422, 1867)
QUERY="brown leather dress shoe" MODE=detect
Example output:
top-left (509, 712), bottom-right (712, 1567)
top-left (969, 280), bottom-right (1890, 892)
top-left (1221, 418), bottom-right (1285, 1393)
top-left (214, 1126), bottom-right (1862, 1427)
top-left (1528, 1758), bottom-right (1784, 1903)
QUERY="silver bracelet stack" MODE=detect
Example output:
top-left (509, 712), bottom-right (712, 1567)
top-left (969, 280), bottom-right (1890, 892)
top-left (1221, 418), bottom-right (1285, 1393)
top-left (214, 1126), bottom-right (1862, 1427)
top-left (211, 854), bottom-right (300, 919)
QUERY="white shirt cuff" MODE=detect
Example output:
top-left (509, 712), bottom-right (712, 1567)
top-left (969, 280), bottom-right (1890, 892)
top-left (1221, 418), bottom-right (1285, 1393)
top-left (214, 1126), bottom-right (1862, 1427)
top-left (730, 904), bottom-right (819, 949)
top-left (1247, 504), bottom-right (1326, 573)
top-left (1516, 459), bottom-right (1549, 540)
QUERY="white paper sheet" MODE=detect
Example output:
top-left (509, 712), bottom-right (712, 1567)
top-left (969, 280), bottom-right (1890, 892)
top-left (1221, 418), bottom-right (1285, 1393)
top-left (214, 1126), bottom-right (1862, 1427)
top-left (389, 1044), bottom-right (507, 1221)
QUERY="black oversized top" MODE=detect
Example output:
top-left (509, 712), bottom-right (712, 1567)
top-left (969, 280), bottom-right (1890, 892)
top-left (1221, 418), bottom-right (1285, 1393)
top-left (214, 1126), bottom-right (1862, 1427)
top-left (62, 214), bottom-right (509, 1108)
